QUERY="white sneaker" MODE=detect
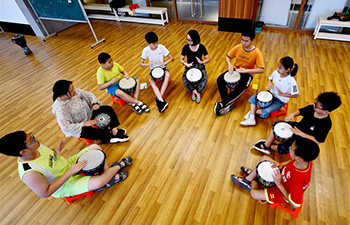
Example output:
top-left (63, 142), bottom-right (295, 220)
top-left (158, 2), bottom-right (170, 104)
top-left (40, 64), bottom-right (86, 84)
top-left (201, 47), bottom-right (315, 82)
top-left (110, 135), bottom-right (130, 143)
top-left (240, 118), bottom-right (256, 126)
top-left (244, 111), bottom-right (251, 120)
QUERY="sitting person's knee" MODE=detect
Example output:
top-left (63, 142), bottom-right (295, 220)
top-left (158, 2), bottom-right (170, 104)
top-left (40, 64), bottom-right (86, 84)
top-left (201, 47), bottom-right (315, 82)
top-left (88, 144), bottom-right (101, 150)
top-left (115, 89), bottom-right (124, 97)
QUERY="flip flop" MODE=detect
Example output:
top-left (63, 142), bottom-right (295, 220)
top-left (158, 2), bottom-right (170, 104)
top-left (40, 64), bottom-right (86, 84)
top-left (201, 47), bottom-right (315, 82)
top-left (106, 171), bottom-right (128, 188)
top-left (111, 156), bottom-right (133, 170)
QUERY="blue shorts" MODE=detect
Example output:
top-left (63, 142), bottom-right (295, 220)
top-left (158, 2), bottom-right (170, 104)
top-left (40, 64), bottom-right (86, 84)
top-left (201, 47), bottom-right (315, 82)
top-left (248, 94), bottom-right (286, 118)
top-left (107, 78), bottom-right (138, 98)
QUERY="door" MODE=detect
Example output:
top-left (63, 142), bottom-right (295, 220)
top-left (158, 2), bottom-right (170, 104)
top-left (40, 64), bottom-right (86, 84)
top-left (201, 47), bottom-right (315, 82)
top-left (176, 0), bottom-right (218, 22)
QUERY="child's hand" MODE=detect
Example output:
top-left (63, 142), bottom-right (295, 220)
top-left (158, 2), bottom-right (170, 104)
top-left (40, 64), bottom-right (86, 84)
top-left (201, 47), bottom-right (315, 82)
top-left (196, 57), bottom-right (203, 64)
top-left (158, 61), bottom-right (166, 66)
top-left (92, 104), bottom-right (100, 110)
top-left (285, 114), bottom-right (294, 121)
top-left (266, 83), bottom-right (273, 89)
top-left (272, 169), bottom-right (282, 186)
top-left (110, 77), bottom-right (118, 84)
top-left (124, 74), bottom-right (130, 79)
top-left (275, 86), bottom-right (282, 95)
top-left (55, 140), bottom-right (65, 156)
top-left (70, 160), bottom-right (87, 175)
top-left (236, 67), bottom-right (247, 73)
top-left (148, 61), bottom-right (154, 66)
top-left (228, 65), bottom-right (234, 74)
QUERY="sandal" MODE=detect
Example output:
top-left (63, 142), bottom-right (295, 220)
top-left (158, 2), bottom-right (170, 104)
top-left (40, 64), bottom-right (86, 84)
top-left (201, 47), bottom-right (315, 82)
top-left (139, 102), bottom-right (150, 113)
top-left (230, 174), bottom-right (251, 191)
top-left (132, 104), bottom-right (143, 114)
top-left (240, 166), bottom-right (252, 176)
top-left (106, 171), bottom-right (128, 188)
top-left (252, 140), bottom-right (271, 155)
top-left (111, 156), bottom-right (133, 170)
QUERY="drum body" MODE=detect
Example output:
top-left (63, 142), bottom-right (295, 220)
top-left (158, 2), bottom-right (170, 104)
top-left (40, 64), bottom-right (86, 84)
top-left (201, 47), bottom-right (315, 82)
top-left (256, 160), bottom-right (277, 188)
top-left (257, 91), bottom-right (273, 108)
top-left (151, 67), bottom-right (165, 82)
top-left (119, 78), bottom-right (136, 94)
top-left (273, 121), bottom-right (294, 143)
top-left (94, 113), bottom-right (111, 128)
top-left (78, 150), bottom-right (106, 176)
top-left (186, 67), bottom-right (203, 85)
top-left (224, 71), bottom-right (241, 89)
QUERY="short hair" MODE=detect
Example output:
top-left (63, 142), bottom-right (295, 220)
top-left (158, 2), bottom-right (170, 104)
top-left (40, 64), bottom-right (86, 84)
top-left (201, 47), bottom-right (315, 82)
top-left (145, 32), bottom-right (158, 44)
top-left (294, 136), bottom-right (320, 162)
top-left (98, 52), bottom-right (111, 64)
top-left (241, 29), bottom-right (256, 41)
top-left (188, 30), bottom-right (201, 45)
top-left (52, 80), bottom-right (72, 102)
top-left (0, 131), bottom-right (27, 157)
top-left (317, 92), bottom-right (342, 112)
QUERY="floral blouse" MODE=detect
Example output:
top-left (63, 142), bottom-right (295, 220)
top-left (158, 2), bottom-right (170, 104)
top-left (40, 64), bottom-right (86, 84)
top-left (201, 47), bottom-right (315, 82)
top-left (52, 89), bottom-right (102, 137)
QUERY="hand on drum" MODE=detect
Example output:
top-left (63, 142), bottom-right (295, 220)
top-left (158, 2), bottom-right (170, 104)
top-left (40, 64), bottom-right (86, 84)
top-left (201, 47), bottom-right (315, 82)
top-left (284, 114), bottom-right (295, 121)
top-left (265, 83), bottom-right (273, 89)
top-left (196, 57), bottom-right (203, 64)
top-left (70, 160), bottom-right (87, 175)
top-left (228, 65), bottom-right (235, 74)
top-left (55, 140), bottom-right (66, 156)
top-left (272, 168), bottom-right (282, 186)
top-left (158, 61), bottom-right (166, 66)
top-left (185, 62), bottom-right (193, 68)
top-left (235, 67), bottom-right (248, 73)
top-left (84, 119), bottom-right (98, 127)
top-left (92, 104), bottom-right (100, 111)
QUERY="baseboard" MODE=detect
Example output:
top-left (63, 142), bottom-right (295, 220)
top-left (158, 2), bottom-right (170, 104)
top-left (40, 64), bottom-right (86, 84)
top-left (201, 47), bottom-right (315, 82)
top-left (0, 22), bottom-right (35, 36)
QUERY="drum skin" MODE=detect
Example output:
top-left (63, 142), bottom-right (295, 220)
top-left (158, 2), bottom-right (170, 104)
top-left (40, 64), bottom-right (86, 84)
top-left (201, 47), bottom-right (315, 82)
top-left (273, 121), bottom-right (294, 143)
top-left (94, 113), bottom-right (111, 129)
top-left (186, 68), bottom-right (203, 84)
top-left (256, 160), bottom-right (277, 188)
top-left (119, 78), bottom-right (136, 94)
top-left (78, 150), bottom-right (106, 176)
top-left (224, 71), bottom-right (240, 89)
top-left (151, 67), bottom-right (165, 82)
top-left (257, 91), bottom-right (273, 108)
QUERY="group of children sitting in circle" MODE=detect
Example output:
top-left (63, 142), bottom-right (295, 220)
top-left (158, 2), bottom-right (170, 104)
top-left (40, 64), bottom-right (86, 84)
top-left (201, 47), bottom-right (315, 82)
top-left (0, 28), bottom-right (343, 212)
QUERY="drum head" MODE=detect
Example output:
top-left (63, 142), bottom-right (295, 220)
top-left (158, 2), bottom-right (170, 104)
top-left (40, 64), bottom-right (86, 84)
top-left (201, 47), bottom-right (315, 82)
top-left (224, 71), bottom-right (240, 83)
top-left (186, 68), bottom-right (202, 82)
top-left (151, 67), bottom-right (164, 79)
top-left (273, 122), bottom-right (293, 139)
top-left (257, 91), bottom-right (273, 102)
top-left (257, 161), bottom-right (276, 182)
top-left (119, 78), bottom-right (136, 89)
top-left (78, 150), bottom-right (105, 171)
top-left (94, 113), bottom-right (111, 128)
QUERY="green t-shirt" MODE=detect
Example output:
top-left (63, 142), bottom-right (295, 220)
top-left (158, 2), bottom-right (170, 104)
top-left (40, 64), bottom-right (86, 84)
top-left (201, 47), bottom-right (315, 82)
top-left (96, 62), bottom-right (124, 87)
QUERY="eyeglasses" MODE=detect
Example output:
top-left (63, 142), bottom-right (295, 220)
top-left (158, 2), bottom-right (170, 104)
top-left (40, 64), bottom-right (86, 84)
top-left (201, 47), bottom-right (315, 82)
top-left (26, 133), bottom-right (37, 148)
top-left (314, 102), bottom-right (326, 111)
top-left (186, 38), bottom-right (192, 42)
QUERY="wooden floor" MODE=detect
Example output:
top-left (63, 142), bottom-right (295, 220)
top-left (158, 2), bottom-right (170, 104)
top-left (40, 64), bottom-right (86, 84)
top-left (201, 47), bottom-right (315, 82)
top-left (0, 21), bottom-right (349, 225)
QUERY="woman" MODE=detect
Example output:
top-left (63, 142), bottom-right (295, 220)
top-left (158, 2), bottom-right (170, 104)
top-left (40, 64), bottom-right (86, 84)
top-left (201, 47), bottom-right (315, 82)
top-left (180, 30), bottom-right (210, 103)
top-left (52, 80), bottom-right (129, 143)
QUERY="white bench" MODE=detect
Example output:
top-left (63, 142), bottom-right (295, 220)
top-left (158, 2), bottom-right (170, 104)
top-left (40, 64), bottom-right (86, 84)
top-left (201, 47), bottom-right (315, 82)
top-left (116, 6), bottom-right (169, 26)
top-left (313, 17), bottom-right (350, 42)
top-left (83, 4), bottom-right (169, 26)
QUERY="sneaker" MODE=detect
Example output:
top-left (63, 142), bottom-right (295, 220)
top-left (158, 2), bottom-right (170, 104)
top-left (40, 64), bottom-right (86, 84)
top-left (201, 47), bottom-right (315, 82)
top-left (110, 135), bottom-right (130, 143)
top-left (230, 174), bottom-right (251, 191)
top-left (214, 102), bottom-right (223, 116)
top-left (116, 128), bottom-right (127, 136)
top-left (240, 117), bottom-right (256, 126)
top-left (244, 111), bottom-right (251, 120)
top-left (219, 104), bottom-right (234, 115)
top-left (157, 99), bottom-right (168, 113)
top-left (251, 140), bottom-right (271, 154)
top-left (240, 166), bottom-right (253, 176)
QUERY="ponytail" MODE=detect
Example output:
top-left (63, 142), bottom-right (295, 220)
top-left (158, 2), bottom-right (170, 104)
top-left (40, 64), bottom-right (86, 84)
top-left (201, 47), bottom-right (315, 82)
top-left (290, 63), bottom-right (298, 77)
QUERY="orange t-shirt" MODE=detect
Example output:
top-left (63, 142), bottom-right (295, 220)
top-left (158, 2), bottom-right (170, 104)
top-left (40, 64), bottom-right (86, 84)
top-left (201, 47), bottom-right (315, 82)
top-left (227, 44), bottom-right (265, 71)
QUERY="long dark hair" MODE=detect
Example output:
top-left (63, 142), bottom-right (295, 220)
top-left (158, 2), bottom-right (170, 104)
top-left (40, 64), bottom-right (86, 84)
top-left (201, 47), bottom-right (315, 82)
top-left (280, 56), bottom-right (298, 77)
top-left (52, 80), bottom-right (72, 101)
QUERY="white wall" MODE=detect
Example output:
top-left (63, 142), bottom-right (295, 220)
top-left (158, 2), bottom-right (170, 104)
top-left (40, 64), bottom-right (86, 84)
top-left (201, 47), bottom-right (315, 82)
top-left (0, 0), bottom-right (29, 24)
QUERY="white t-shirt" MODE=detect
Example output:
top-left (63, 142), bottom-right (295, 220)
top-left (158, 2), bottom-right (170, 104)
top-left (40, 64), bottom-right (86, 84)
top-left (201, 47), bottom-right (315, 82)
top-left (141, 44), bottom-right (170, 69)
top-left (269, 70), bottom-right (299, 103)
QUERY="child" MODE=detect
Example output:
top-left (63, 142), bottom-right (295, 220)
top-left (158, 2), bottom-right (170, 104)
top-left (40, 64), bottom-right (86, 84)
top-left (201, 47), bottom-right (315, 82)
top-left (231, 137), bottom-right (320, 209)
top-left (140, 31), bottom-right (174, 113)
top-left (180, 29), bottom-right (210, 103)
top-left (253, 92), bottom-right (342, 154)
top-left (0, 131), bottom-right (132, 198)
top-left (241, 56), bottom-right (299, 126)
top-left (97, 52), bottom-right (150, 114)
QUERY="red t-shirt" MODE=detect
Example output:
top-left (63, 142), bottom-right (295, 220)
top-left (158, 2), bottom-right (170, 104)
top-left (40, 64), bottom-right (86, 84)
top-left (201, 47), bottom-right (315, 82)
top-left (265, 160), bottom-right (312, 207)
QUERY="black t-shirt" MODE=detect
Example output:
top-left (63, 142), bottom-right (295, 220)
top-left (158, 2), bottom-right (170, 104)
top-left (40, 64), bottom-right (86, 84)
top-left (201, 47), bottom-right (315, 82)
top-left (296, 105), bottom-right (332, 143)
top-left (181, 44), bottom-right (208, 64)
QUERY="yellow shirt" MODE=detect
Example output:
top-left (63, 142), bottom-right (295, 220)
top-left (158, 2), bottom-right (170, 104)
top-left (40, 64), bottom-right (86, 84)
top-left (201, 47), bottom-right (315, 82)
top-left (227, 44), bottom-right (264, 72)
top-left (96, 62), bottom-right (124, 85)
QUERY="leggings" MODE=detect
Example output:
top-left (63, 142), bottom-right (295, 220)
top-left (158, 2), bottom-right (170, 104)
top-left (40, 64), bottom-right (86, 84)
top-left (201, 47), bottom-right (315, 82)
top-left (80, 105), bottom-right (120, 142)
top-left (217, 71), bottom-right (253, 106)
